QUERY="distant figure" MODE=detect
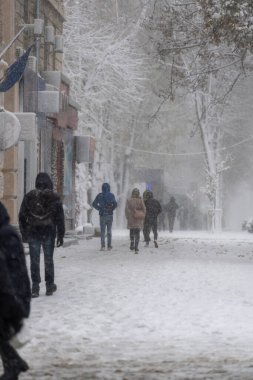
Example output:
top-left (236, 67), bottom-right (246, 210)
top-left (143, 190), bottom-right (162, 248)
top-left (177, 204), bottom-right (189, 230)
top-left (166, 196), bottom-right (179, 232)
top-left (0, 202), bottom-right (31, 380)
top-left (92, 183), bottom-right (117, 251)
top-left (19, 172), bottom-right (65, 298)
top-left (125, 188), bottom-right (146, 254)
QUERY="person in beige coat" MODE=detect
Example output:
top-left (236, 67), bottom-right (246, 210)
top-left (125, 188), bottom-right (146, 254)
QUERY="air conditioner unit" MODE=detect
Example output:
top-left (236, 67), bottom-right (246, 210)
top-left (15, 113), bottom-right (37, 142)
top-left (16, 47), bottom-right (25, 59)
top-left (27, 56), bottom-right (37, 72)
top-left (34, 18), bottom-right (44, 36)
top-left (45, 83), bottom-right (58, 91)
top-left (38, 91), bottom-right (60, 113)
top-left (26, 91), bottom-right (60, 113)
top-left (45, 25), bottom-right (55, 44)
top-left (54, 35), bottom-right (63, 53)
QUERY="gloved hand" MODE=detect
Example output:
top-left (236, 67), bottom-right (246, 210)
top-left (56, 238), bottom-right (63, 247)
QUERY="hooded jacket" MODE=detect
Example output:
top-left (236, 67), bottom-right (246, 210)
top-left (92, 183), bottom-right (117, 216)
top-left (18, 172), bottom-right (65, 242)
top-left (0, 202), bottom-right (31, 340)
top-left (125, 189), bottom-right (146, 229)
top-left (143, 191), bottom-right (162, 223)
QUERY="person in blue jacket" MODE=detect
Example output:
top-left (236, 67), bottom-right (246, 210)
top-left (92, 183), bottom-right (117, 251)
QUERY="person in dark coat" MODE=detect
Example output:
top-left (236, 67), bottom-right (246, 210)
top-left (18, 172), bottom-right (65, 298)
top-left (125, 188), bottom-right (146, 254)
top-left (92, 183), bottom-right (117, 251)
top-left (143, 190), bottom-right (162, 248)
top-left (165, 196), bottom-right (179, 232)
top-left (0, 202), bottom-right (31, 380)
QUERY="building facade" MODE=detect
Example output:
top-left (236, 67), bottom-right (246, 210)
top-left (0, 0), bottom-right (80, 229)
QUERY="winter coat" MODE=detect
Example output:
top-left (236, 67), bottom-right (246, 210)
top-left (18, 172), bottom-right (65, 242)
top-left (166, 198), bottom-right (179, 217)
top-left (92, 183), bottom-right (117, 217)
top-left (125, 196), bottom-right (146, 229)
top-left (0, 202), bottom-right (31, 341)
top-left (144, 192), bottom-right (162, 223)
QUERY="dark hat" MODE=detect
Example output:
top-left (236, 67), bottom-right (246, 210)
top-left (131, 188), bottom-right (140, 197)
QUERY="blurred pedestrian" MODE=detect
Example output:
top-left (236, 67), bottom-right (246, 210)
top-left (143, 190), bottom-right (161, 248)
top-left (125, 188), bottom-right (146, 254)
top-left (19, 172), bottom-right (65, 298)
top-left (165, 196), bottom-right (179, 233)
top-left (0, 202), bottom-right (31, 380)
top-left (92, 183), bottom-right (117, 251)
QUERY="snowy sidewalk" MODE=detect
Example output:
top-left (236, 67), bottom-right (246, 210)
top-left (17, 231), bottom-right (253, 379)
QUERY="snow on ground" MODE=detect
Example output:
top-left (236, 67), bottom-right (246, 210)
top-left (14, 230), bottom-right (253, 379)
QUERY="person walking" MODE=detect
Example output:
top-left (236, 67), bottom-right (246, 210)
top-left (92, 183), bottom-right (117, 251)
top-left (18, 172), bottom-right (65, 298)
top-left (143, 190), bottom-right (162, 248)
top-left (166, 196), bottom-right (179, 232)
top-left (0, 202), bottom-right (31, 380)
top-left (125, 188), bottom-right (146, 254)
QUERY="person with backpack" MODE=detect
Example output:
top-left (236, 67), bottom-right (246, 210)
top-left (125, 188), bottom-right (146, 254)
top-left (92, 183), bottom-right (117, 251)
top-left (0, 202), bottom-right (31, 380)
top-left (143, 190), bottom-right (162, 248)
top-left (18, 172), bottom-right (65, 298)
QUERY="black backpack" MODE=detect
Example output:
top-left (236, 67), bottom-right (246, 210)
top-left (28, 190), bottom-right (54, 228)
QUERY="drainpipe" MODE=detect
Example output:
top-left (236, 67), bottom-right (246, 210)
top-left (35, 0), bottom-right (40, 111)
top-left (35, 0), bottom-right (40, 170)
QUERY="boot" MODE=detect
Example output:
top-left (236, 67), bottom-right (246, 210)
top-left (0, 357), bottom-right (29, 380)
top-left (46, 283), bottom-right (57, 296)
top-left (130, 241), bottom-right (134, 250)
top-left (154, 240), bottom-right (158, 248)
top-left (31, 284), bottom-right (40, 298)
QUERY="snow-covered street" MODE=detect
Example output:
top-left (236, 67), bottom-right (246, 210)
top-left (19, 231), bottom-right (253, 379)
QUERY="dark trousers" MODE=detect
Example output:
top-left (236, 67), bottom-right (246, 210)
top-left (28, 237), bottom-right (55, 287)
top-left (143, 220), bottom-right (158, 242)
top-left (100, 215), bottom-right (113, 248)
top-left (130, 228), bottom-right (140, 250)
top-left (0, 340), bottom-right (25, 375)
top-left (168, 215), bottom-right (176, 232)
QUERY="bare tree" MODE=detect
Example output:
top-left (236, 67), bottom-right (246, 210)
top-left (143, 0), bottom-right (251, 231)
top-left (63, 0), bottom-right (153, 226)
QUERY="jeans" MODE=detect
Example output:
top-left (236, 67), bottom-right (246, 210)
top-left (143, 220), bottom-right (158, 242)
top-left (100, 214), bottom-right (113, 248)
top-left (28, 237), bottom-right (55, 286)
top-left (130, 228), bottom-right (140, 250)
